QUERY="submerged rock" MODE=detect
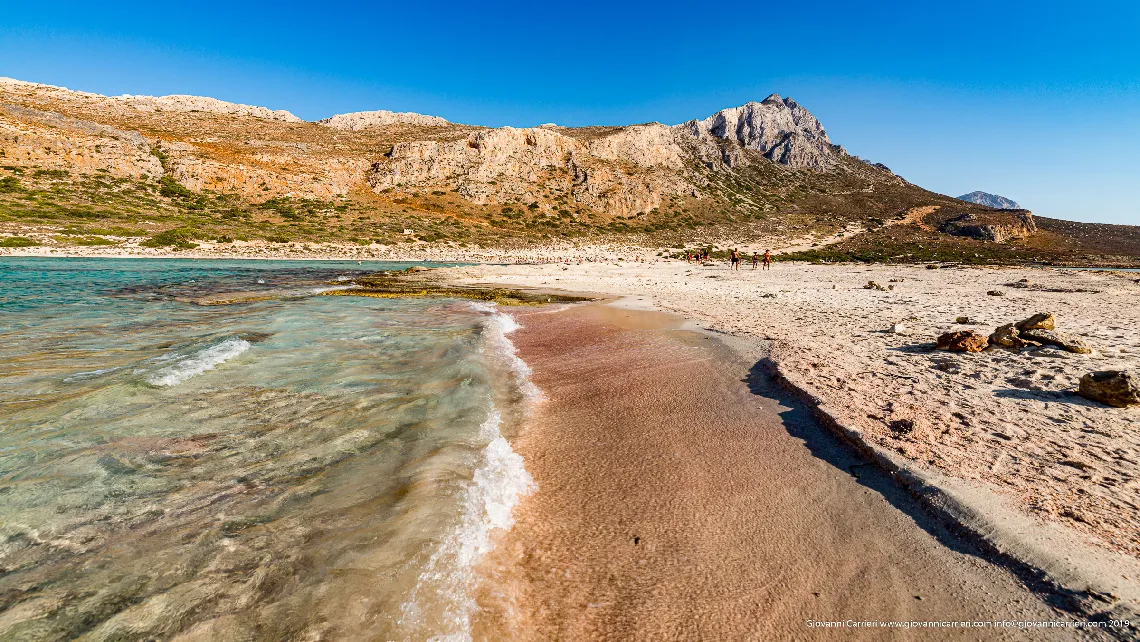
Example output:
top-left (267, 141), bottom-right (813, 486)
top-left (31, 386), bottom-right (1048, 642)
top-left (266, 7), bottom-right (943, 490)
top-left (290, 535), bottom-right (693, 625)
top-left (935, 330), bottom-right (988, 353)
top-left (1078, 371), bottom-right (1140, 407)
top-left (1020, 328), bottom-right (1092, 354)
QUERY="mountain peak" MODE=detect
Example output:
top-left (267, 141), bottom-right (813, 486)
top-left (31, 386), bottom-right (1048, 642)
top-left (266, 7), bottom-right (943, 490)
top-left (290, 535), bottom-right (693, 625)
top-left (680, 96), bottom-right (840, 169)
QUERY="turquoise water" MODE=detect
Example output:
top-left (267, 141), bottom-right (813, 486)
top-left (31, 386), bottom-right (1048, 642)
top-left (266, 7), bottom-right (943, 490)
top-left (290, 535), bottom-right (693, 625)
top-left (0, 258), bottom-right (535, 640)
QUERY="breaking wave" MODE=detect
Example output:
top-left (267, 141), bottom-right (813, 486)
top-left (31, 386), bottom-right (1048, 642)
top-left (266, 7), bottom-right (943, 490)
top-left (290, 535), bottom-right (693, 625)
top-left (400, 408), bottom-right (535, 640)
top-left (400, 304), bottom-right (539, 640)
top-left (146, 338), bottom-right (251, 387)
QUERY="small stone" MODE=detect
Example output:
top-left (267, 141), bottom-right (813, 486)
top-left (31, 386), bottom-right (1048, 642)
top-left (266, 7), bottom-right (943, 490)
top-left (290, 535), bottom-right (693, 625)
top-left (1016, 312), bottom-right (1055, 331)
top-left (1020, 328), bottom-right (1091, 354)
top-left (989, 323), bottom-right (1036, 349)
top-left (864, 281), bottom-right (888, 291)
top-left (890, 418), bottom-right (916, 434)
top-left (987, 290), bottom-right (1005, 296)
top-left (1078, 371), bottom-right (1140, 407)
top-left (935, 330), bottom-right (988, 353)
top-left (889, 323), bottom-right (907, 334)
top-left (955, 316), bottom-right (973, 324)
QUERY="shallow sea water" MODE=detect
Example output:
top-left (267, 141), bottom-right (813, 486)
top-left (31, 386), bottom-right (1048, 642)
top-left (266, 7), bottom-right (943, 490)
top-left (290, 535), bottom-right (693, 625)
top-left (0, 258), bottom-right (535, 641)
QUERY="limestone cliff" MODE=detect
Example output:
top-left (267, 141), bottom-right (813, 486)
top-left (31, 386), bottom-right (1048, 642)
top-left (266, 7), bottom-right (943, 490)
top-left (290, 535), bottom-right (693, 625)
top-left (0, 75), bottom-right (962, 250)
top-left (365, 96), bottom-right (861, 216)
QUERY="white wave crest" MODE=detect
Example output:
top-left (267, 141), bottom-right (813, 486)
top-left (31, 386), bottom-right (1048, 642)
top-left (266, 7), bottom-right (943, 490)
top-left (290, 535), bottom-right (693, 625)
top-left (146, 338), bottom-right (251, 387)
top-left (472, 303), bottom-right (540, 401)
top-left (400, 409), bottom-right (535, 641)
top-left (399, 303), bottom-right (542, 640)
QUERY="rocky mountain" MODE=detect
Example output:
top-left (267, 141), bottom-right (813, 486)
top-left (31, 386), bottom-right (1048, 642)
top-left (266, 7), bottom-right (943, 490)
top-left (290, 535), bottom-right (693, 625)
top-left (958, 191), bottom-right (1021, 209)
top-left (2, 75), bottom-right (1137, 264)
top-left (679, 94), bottom-right (844, 169)
top-left (0, 76), bottom-right (909, 222)
top-left (367, 92), bottom-right (878, 218)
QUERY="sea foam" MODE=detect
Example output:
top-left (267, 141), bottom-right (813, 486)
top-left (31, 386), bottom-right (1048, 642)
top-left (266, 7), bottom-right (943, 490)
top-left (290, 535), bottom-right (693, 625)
top-left (471, 303), bottom-right (540, 401)
top-left (400, 304), bottom-right (538, 640)
top-left (146, 338), bottom-right (251, 387)
top-left (400, 409), bottom-right (535, 640)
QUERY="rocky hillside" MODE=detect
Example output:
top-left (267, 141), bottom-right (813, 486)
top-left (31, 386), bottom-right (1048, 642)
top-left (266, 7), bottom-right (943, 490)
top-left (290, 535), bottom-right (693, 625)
top-left (1, 76), bottom-right (1137, 263)
top-left (958, 191), bottom-right (1021, 209)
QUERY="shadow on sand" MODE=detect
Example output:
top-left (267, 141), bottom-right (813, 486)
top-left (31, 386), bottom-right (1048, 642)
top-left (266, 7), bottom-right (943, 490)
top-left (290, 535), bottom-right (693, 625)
top-left (741, 359), bottom-right (978, 557)
top-left (742, 358), bottom-right (1087, 617)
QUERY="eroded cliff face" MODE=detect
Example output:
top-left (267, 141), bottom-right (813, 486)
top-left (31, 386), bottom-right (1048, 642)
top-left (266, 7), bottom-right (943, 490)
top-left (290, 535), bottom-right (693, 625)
top-left (367, 124), bottom-right (701, 216)
top-left (940, 210), bottom-right (1038, 242)
top-left (0, 102), bottom-right (161, 180)
top-left (365, 96), bottom-right (852, 216)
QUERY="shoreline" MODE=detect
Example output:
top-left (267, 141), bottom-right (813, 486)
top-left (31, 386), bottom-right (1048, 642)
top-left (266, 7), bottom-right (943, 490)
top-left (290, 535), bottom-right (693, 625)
top-left (5, 248), bottom-right (1140, 273)
top-left (477, 300), bottom-right (1095, 639)
top-left (441, 261), bottom-right (1140, 628)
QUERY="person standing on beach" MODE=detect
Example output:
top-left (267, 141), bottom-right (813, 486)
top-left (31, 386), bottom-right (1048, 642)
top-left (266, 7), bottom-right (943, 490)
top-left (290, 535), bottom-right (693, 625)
top-left (762, 250), bottom-right (772, 271)
top-left (752, 252), bottom-right (759, 269)
top-left (730, 249), bottom-right (740, 271)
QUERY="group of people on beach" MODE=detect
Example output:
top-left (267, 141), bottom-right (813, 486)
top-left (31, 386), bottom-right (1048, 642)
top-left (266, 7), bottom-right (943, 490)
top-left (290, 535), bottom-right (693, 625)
top-left (731, 249), bottom-right (771, 271)
top-left (688, 248), bottom-right (771, 270)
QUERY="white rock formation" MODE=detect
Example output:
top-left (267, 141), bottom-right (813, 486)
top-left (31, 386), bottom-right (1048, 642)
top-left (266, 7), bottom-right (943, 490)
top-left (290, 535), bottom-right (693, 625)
top-left (677, 94), bottom-right (843, 169)
top-left (368, 123), bottom-right (698, 216)
top-left (317, 110), bottom-right (449, 129)
top-left (118, 94), bottom-right (302, 122)
top-left (0, 77), bottom-right (302, 122)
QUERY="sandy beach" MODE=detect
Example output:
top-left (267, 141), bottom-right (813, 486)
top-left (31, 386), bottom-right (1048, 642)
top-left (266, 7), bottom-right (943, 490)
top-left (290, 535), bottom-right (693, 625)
top-left (470, 302), bottom-right (1093, 640)
top-left (437, 259), bottom-right (1140, 628)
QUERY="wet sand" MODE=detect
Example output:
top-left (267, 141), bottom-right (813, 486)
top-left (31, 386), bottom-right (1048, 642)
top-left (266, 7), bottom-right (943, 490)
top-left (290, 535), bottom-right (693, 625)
top-left (478, 302), bottom-right (1093, 640)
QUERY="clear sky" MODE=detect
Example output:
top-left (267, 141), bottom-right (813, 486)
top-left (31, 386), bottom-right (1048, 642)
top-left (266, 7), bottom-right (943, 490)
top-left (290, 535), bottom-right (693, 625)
top-left (2, 1), bottom-right (1138, 224)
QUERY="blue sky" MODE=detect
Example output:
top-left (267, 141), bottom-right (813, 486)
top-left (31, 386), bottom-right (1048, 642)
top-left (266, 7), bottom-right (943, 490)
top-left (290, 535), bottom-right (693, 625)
top-left (2, 1), bottom-right (1138, 224)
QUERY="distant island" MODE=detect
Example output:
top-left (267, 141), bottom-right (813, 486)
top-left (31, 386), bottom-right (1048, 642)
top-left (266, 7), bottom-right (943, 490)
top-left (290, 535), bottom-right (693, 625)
top-left (957, 191), bottom-right (1021, 209)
